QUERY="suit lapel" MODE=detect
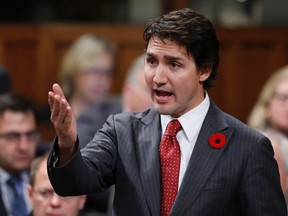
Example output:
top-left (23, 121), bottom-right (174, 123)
top-left (170, 101), bottom-right (234, 215)
top-left (135, 109), bottom-right (162, 216)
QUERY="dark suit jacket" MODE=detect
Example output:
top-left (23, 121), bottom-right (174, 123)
top-left (48, 100), bottom-right (287, 216)
top-left (76, 100), bottom-right (121, 214)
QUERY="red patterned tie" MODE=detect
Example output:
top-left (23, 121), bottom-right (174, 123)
top-left (159, 119), bottom-right (182, 216)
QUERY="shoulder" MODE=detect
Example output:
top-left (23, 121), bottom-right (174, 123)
top-left (225, 112), bottom-right (269, 147)
top-left (112, 108), bottom-right (158, 124)
top-left (208, 100), bottom-right (269, 144)
top-left (97, 108), bottom-right (158, 138)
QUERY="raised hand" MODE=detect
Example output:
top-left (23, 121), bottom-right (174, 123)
top-left (48, 83), bottom-right (77, 161)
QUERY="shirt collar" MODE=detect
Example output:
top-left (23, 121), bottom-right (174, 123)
top-left (0, 167), bottom-right (29, 184)
top-left (0, 168), bottom-right (10, 184)
top-left (161, 93), bottom-right (210, 142)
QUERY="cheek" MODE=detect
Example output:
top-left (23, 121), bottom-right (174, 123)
top-left (32, 198), bottom-right (48, 211)
top-left (0, 143), bottom-right (13, 156)
top-left (268, 102), bottom-right (279, 114)
top-left (74, 78), bottom-right (87, 92)
top-left (268, 103), bottom-right (282, 122)
top-left (29, 143), bottom-right (37, 154)
top-left (64, 202), bottom-right (82, 213)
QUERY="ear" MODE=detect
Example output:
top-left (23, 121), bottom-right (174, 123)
top-left (27, 185), bottom-right (33, 200)
top-left (79, 195), bottom-right (87, 209)
top-left (199, 67), bottom-right (212, 82)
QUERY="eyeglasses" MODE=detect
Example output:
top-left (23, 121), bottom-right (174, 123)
top-left (0, 131), bottom-right (40, 143)
top-left (83, 67), bottom-right (113, 77)
top-left (33, 189), bottom-right (75, 202)
top-left (273, 92), bottom-right (288, 103)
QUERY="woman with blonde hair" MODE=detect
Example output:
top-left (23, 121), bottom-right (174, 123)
top-left (59, 34), bottom-right (115, 118)
top-left (248, 65), bottom-right (288, 206)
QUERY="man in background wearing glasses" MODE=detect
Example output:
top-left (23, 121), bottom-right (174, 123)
top-left (0, 93), bottom-right (40, 216)
top-left (28, 153), bottom-right (86, 216)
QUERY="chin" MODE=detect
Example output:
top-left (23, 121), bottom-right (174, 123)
top-left (154, 104), bottom-right (172, 115)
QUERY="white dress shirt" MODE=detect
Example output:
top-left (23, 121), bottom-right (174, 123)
top-left (160, 94), bottom-right (210, 189)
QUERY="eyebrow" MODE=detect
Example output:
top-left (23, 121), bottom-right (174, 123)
top-left (146, 52), bottom-right (184, 61)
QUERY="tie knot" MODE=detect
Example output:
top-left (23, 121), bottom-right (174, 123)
top-left (8, 176), bottom-right (21, 185)
top-left (7, 176), bottom-right (23, 195)
top-left (164, 119), bottom-right (182, 136)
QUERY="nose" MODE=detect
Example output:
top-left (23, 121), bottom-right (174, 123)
top-left (18, 136), bottom-right (30, 150)
top-left (50, 193), bottom-right (62, 206)
top-left (153, 64), bottom-right (167, 86)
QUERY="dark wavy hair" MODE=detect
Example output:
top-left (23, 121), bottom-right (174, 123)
top-left (143, 8), bottom-right (220, 89)
top-left (0, 93), bottom-right (37, 121)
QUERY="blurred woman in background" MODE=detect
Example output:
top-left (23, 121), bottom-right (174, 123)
top-left (248, 65), bottom-right (288, 207)
top-left (59, 34), bottom-right (115, 118)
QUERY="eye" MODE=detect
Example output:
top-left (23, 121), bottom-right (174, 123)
top-left (39, 189), bottom-right (54, 198)
top-left (170, 62), bottom-right (180, 69)
top-left (26, 131), bottom-right (41, 141)
top-left (5, 133), bottom-right (20, 140)
top-left (1, 132), bottom-right (20, 142)
top-left (146, 57), bottom-right (156, 66)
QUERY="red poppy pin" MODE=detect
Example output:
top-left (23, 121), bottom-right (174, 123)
top-left (209, 133), bottom-right (226, 149)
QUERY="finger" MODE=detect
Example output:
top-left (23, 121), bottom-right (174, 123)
top-left (48, 91), bottom-right (55, 108)
top-left (50, 95), bottom-right (61, 123)
top-left (58, 97), bottom-right (70, 125)
top-left (55, 99), bottom-right (73, 138)
top-left (52, 83), bottom-right (72, 113)
top-left (52, 83), bottom-right (66, 99)
top-left (61, 102), bottom-right (73, 132)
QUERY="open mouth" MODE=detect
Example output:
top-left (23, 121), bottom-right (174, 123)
top-left (155, 89), bottom-right (173, 97)
top-left (154, 89), bottom-right (173, 103)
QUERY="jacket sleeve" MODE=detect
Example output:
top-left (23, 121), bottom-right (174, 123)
top-left (240, 136), bottom-right (287, 215)
top-left (47, 115), bottom-right (117, 196)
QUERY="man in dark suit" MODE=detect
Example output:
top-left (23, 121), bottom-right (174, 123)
top-left (0, 93), bottom-right (40, 216)
top-left (47, 8), bottom-right (287, 215)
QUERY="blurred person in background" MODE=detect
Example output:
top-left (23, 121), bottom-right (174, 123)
top-left (37, 33), bottom-right (116, 143)
top-left (28, 153), bottom-right (86, 216)
top-left (59, 33), bottom-right (116, 118)
top-left (77, 53), bottom-right (153, 149)
top-left (0, 93), bottom-right (40, 216)
top-left (248, 65), bottom-right (288, 207)
top-left (121, 53), bottom-right (153, 112)
top-left (0, 66), bottom-right (50, 158)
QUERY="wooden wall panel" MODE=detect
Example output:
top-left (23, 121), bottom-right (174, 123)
top-left (0, 26), bottom-right (38, 101)
top-left (4, 39), bottom-right (37, 100)
top-left (213, 28), bottom-right (288, 123)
